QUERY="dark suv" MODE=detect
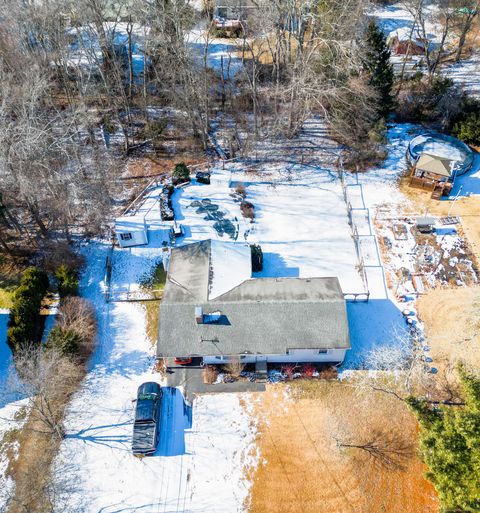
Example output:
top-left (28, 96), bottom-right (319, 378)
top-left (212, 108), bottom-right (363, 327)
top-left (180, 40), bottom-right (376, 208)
top-left (132, 382), bottom-right (162, 456)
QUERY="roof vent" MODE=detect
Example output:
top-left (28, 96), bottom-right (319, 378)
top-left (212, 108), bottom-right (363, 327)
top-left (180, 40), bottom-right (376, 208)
top-left (195, 306), bottom-right (203, 324)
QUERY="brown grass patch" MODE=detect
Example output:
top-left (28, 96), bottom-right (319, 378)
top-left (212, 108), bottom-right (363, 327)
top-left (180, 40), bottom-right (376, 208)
top-left (141, 300), bottom-right (160, 347)
top-left (417, 286), bottom-right (480, 372)
top-left (248, 381), bottom-right (438, 513)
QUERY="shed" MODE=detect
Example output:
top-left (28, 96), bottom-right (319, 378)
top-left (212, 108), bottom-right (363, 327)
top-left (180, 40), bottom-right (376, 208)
top-left (387, 27), bottom-right (425, 55)
top-left (115, 215), bottom-right (148, 248)
top-left (416, 217), bottom-right (436, 233)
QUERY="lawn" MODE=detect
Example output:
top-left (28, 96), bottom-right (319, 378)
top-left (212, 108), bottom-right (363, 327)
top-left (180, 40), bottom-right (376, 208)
top-left (248, 381), bottom-right (439, 513)
top-left (139, 262), bottom-right (167, 345)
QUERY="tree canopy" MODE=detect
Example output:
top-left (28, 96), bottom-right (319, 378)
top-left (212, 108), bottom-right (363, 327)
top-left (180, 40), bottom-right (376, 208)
top-left (407, 366), bottom-right (480, 512)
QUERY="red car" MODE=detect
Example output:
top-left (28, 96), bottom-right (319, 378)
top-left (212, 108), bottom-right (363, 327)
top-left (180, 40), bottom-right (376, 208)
top-left (174, 357), bottom-right (193, 365)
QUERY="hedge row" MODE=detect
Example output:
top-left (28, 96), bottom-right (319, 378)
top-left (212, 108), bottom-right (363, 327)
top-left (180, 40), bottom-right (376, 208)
top-left (7, 268), bottom-right (49, 353)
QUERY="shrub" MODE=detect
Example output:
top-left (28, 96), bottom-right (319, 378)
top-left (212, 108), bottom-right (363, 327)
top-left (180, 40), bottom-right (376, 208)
top-left (240, 200), bottom-right (255, 220)
top-left (55, 265), bottom-right (79, 297)
top-left (172, 162), bottom-right (190, 185)
top-left (7, 268), bottom-right (49, 353)
top-left (282, 364), bottom-right (296, 380)
top-left (250, 244), bottom-right (263, 272)
top-left (453, 111), bottom-right (480, 145)
top-left (303, 363), bottom-right (316, 377)
top-left (235, 184), bottom-right (246, 198)
top-left (55, 297), bottom-right (96, 359)
top-left (203, 365), bottom-right (218, 384)
top-left (225, 356), bottom-right (244, 380)
top-left (46, 326), bottom-right (81, 356)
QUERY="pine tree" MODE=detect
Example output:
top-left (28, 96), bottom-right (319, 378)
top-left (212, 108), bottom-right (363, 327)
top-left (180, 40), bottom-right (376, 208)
top-left (363, 20), bottom-right (395, 118)
top-left (407, 366), bottom-right (480, 512)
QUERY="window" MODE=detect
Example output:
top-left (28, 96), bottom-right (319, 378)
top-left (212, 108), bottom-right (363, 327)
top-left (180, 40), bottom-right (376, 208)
top-left (120, 232), bottom-right (132, 241)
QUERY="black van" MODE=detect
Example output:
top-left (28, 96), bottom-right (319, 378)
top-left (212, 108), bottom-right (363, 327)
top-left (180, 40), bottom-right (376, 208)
top-left (132, 382), bottom-right (162, 456)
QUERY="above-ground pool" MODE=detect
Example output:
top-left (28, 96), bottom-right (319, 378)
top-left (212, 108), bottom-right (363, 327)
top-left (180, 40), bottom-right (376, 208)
top-left (407, 133), bottom-right (475, 177)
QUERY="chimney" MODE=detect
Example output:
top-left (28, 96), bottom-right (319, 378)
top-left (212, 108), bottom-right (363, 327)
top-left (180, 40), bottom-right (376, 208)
top-left (195, 306), bottom-right (203, 324)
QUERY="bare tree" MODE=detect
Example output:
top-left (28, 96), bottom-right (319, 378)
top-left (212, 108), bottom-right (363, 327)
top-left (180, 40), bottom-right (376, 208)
top-left (6, 348), bottom-right (83, 439)
top-left (335, 427), bottom-right (415, 471)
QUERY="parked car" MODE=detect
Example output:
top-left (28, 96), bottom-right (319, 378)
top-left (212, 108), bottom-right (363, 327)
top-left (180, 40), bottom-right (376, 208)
top-left (174, 356), bottom-right (193, 365)
top-left (132, 382), bottom-right (162, 456)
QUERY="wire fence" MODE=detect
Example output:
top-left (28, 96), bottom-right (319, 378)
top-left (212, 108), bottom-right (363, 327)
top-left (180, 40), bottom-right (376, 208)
top-left (337, 163), bottom-right (391, 301)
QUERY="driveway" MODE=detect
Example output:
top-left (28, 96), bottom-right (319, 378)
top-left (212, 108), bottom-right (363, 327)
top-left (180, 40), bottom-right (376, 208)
top-left (165, 360), bottom-right (265, 403)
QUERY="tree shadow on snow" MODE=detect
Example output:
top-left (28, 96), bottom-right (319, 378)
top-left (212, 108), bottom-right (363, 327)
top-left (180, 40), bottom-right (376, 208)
top-left (64, 419), bottom-right (134, 451)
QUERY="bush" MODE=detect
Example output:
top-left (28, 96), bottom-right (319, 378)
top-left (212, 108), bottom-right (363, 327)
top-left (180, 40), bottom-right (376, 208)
top-left (210, 24), bottom-right (243, 38)
top-left (452, 98), bottom-right (480, 146)
top-left (240, 200), bottom-right (255, 220)
top-left (203, 365), bottom-right (218, 384)
top-left (46, 326), bottom-right (81, 356)
top-left (172, 162), bottom-right (191, 185)
top-left (235, 184), bottom-right (246, 198)
top-left (55, 297), bottom-right (96, 359)
top-left (7, 268), bottom-right (49, 353)
top-left (453, 110), bottom-right (480, 145)
top-left (250, 244), bottom-right (263, 272)
top-left (55, 265), bottom-right (79, 297)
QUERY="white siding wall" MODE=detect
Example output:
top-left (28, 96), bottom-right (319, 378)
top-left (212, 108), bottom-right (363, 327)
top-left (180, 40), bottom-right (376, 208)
top-left (116, 229), bottom-right (148, 248)
top-left (202, 349), bottom-right (347, 365)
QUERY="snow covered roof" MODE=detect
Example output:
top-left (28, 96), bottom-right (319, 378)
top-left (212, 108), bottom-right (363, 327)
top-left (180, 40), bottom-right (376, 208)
top-left (115, 214), bottom-right (147, 233)
top-left (164, 239), bottom-right (251, 302)
top-left (158, 240), bottom-right (350, 357)
top-left (387, 27), bottom-right (424, 45)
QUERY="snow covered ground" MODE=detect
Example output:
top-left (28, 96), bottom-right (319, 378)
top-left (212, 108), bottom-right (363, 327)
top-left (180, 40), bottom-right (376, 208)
top-left (0, 309), bottom-right (29, 511)
top-left (54, 242), bottom-right (258, 513)
top-left (187, 28), bottom-right (244, 79)
top-left (35, 115), bottom-right (480, 509)
top-left (443, 50), bottom-right (480, 98)
top-left (371, 2), bottom-right (480, 97)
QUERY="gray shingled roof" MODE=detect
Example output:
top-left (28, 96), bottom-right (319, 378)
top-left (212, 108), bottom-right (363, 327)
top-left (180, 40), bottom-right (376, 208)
top-left (157, 241), bottom-right (350, 357)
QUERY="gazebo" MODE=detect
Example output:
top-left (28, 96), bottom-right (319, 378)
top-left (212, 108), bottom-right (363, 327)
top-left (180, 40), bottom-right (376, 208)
top-left (410, 153), bottom-right (455, 198)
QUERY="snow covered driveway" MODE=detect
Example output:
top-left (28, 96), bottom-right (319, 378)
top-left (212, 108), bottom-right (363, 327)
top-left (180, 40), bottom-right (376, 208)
top-left (53, 244), bottom-right (257, 513)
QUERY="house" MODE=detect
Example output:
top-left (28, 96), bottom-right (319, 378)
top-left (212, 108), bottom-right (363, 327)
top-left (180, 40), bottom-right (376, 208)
top-left (157, 240), bottom-right (350, 365)
top-left (115, 215), bottom-right (148, 248)
top-left (409, 153), bottom-right (455, 198)
top-left (214, 0), bottom-right (258, 25)
top-left (386, 27), bottom-right (426, 56)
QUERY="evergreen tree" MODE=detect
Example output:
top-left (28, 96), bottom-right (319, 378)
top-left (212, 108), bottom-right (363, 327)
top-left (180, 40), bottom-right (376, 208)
top-left (363, 20), bottom-right (395, 117)
top-left (407, 366), bottom-right (480, 512)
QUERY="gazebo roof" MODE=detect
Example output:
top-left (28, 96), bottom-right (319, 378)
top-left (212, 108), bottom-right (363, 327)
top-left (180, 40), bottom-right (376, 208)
top-left (415, 153), bottom-right (454, 178)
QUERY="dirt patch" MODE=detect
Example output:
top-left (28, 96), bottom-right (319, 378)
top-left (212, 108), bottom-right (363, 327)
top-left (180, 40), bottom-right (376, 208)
top-left (248, 382), bottom-right (438, 513)
top-left (417, 286), bottom-right (480, 371)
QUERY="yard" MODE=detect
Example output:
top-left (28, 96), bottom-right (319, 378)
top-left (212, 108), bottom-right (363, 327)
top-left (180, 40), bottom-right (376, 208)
top-left (248, 382), bottom-right (439, 513)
